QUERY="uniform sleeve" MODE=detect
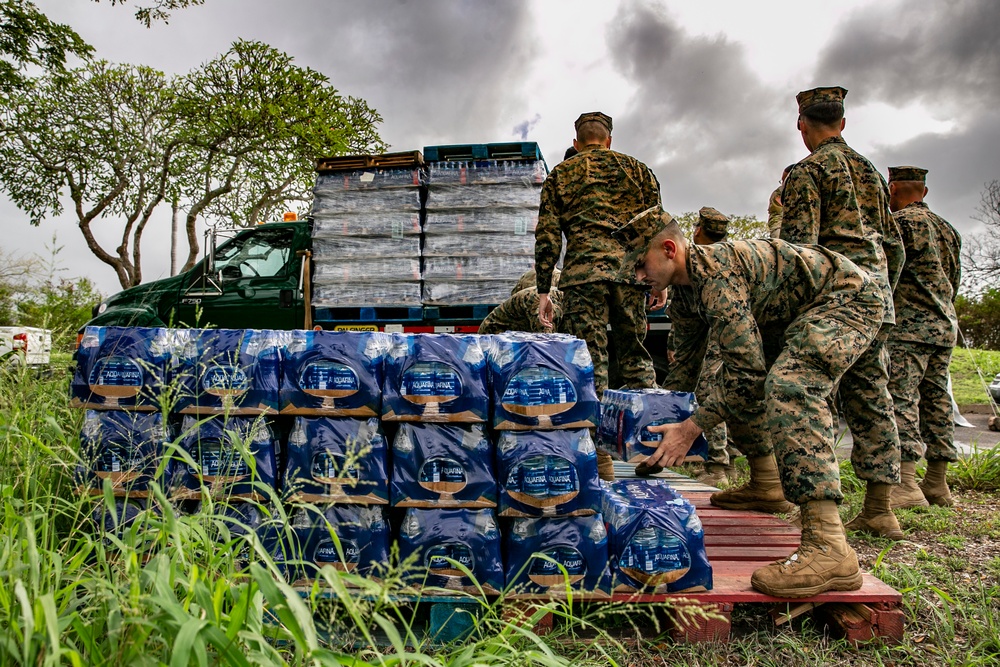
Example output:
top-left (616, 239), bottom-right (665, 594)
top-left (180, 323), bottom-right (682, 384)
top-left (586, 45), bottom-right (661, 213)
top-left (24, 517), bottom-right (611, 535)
top-left (661, 291), bottom-right (706, 393)
top-left (688, 273), bottom-right (768, 432)
top-left (641, 163), bottom-right (662, 210)
top-left (534, 175), bottom-right (562, 295)
top-left (778, 164), bottom-right (823, 245)
top-left (950, 231), bottom-right (963, 300)
top-left (878, 177), bottom-right (905, 290)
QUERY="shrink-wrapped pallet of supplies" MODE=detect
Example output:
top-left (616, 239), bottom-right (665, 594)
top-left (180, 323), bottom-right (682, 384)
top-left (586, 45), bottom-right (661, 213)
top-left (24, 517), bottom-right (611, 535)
top-left (290, 505), bottom-right (390, 586)
top-left (422, 158), bottom-right (545, 305)
top-left (71, 326), bottom-right (172, 411)
top-left (598, 389), bottom-right (709, 462)
top-left (601, 479), bottom-right (713, 593)
top-left (390, 423), bottom-right (496, 508)
top-left (284, 417), bottom-right (388, 505)
top-left (311, 164), bottom-right (425, 307)
top-left (504, 514), bottom-right (611, 598)
top-left (76, 410), bottom-right (171, 497)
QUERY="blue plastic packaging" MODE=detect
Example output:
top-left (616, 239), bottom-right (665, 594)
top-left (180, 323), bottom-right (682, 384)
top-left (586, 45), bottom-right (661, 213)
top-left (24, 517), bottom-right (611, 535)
top-left (496, 429), bottom-right (601, 517)
top-left (172, 415), bottom-right (278, 501)
top-left (504, 514), bottom-right (611, 598)
top-left (485, 332), bottom-right (600, 430)
top-left (71, 326), bottom-right (172, 411)
top-left (397, 508), bottom-right (504, 594)
top-left (382, 334), bottom-right (488, 423)
top-left (601, 479), bottom-right (713, 593)
top-left (598, 389), bottom-right (708, 462)
top-left (76, 409), bottom-right (171, 497)
top-left (193, 501), bottom-right (297, 580)
top-left (284, 417), bottom-right (388, 504)
top-left (391, 423), bottom-right (496, 508)
top-left (172, 329), bottom-right (281, 415)
top-left (290, 505), bottom-right (390, 586)
top-left (280, 330), bottom-right (389, 417)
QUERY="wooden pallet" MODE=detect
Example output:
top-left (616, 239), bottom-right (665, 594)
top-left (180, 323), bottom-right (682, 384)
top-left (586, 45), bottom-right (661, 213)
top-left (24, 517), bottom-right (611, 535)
top-left (316, 150), bottom-right (424, 173)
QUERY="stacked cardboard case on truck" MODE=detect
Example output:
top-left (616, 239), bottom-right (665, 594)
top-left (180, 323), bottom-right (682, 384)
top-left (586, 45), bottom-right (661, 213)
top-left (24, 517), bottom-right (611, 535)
top-left (311, 162), bottom-right (425, 307)
top-left (422, 159), bottom-right (546, 305)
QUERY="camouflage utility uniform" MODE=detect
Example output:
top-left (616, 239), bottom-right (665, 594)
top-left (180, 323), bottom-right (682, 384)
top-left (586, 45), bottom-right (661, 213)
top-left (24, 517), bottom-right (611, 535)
top-left (767, 186), bottom-right (783, 239)
top-left (887, 201), bottom-right (962, 464)
top-left (780, 136), bottom-right (905, 486)
top-left (478, 287), bottom-right (564, 335)
top-left (510, 268), bottom-right (560, 296)
top-left (663, 239), bottom-right (883, 503)
top-left (535, 145), bottom-right (660, 396)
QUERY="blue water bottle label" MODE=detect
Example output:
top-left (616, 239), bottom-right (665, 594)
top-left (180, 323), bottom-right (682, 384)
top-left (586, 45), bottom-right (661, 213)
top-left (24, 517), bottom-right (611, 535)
top-left (426, 544), bottom-right (452, 570)
top-left (202, 365), bottom-right (250, 395)
top-left (520, 457), bottom-right (549, 497)
top-left (300, 361), bottom-right (360, 394)
top-left (311, 451), bottom-right (359, 479)
top-left (546, 457), bottom-right (577, 496)
top-left (90, 356), bottom-right (143, 387)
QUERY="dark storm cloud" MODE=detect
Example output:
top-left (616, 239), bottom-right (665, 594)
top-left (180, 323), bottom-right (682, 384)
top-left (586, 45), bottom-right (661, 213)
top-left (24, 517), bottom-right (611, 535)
top-left (513, 114), bottom-right (541, 141)
top-left (815, 0), bottom-right (1000, 231)
top-left (604, 0), bottom-right (800, 217)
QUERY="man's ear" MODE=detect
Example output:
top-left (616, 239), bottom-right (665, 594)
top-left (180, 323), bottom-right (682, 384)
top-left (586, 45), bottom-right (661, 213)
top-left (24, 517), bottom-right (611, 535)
top-left (840, 118), bottom-right (846, 131)
top-left (923, 186), bottom-right (929, 198)
top-left (888, 182), bottom-right (897, 196)
top-left (572, 138), bottom-right (581, 151)
top-left (605, 136), bottom-right (612, 149)
top-left (662, 238), bottom-right (677, 258)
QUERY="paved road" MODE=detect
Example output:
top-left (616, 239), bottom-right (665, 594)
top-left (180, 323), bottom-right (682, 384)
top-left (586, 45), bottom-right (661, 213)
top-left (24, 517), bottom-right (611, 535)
top-left (833, 405), bottom-right (1000, 458)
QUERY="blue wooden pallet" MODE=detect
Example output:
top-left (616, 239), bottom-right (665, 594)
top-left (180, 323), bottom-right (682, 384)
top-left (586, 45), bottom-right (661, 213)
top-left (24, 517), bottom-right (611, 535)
top-left (423, 304), bottom-right (496, 322)
top-left (314, 305), bottom-right (424, 323)
top-left (423, 142), bottom-right (543, 163)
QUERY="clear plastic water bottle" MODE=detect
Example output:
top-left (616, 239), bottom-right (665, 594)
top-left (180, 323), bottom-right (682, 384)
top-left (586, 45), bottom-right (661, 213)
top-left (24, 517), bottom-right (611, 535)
top-left (656, 530), bottom-right (690, 573)
top-left (631, 527), bottom-right (660, 574)
top-left (426, 544), bottom-right (452, 570)
top-left (419, 459), bottom-right (442, 484)
top-left (556, 546), bottom-right (586, 576)
top-left (504, 464), bottom-right (522, 493)
top-left (546, 457), bottom-right (577, 496)
top-left (520, 456), bottom-right (549, 497)
top-left (451, 544), bottom-right (474, 571)
top-left (529, 550), bottom-right (561, 577)
top-left (439, 459), bottom-right (466, 484)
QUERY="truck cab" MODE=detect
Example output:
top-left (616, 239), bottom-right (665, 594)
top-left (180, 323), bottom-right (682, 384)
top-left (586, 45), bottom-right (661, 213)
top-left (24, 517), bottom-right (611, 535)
top-left (88, 221), bottom-right (312, 330)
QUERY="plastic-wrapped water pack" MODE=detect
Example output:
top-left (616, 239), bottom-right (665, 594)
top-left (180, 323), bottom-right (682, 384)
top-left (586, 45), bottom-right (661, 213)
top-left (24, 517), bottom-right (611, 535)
top-left (382, 334), bottom-right (488, 423)
top-left (391, 423), bottom-right (496, 508)
top-left (71, 326), bottom-right (172, 411)
top-left (496, 429), bottom-right (600, 518)
top-left (172, 329), bottom-right (281, 415)
top-left (423, 209), bottom-right (537, 236)
top-left (421, 280), bottom-right (521, 306)
top-left (504, 514), bottom-right (611, 598)
top-left (172, 415), bottom-right (278, 501)
top-left (284, 417), bottom-right (388, 504)
top-left (397, 508), bottom-right (504, 594)
top-left (427, 160), bottom-right (546, 186)
top-left (193, 501), bottom-right (297, 580)
top-left (598, 389), bottom-right (708, 462)
top-left (280, 330), bottom-right (389, 417)
top-left (290, 505), bottom-right (390, 586)
top-left (76, 409), bottom-right (171, 497)
top-left (486, 332), bottom-right (600, 431)
top-left (601, 479), bottom-right (713, 593)
top-left (313, 282), bottom-right (423, 308)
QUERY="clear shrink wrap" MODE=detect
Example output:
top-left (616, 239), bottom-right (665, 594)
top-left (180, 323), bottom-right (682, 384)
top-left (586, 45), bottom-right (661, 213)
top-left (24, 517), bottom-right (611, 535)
top-left (421, 280), bottom-right (517, 306)
top-left (312, 187), bottom-right (421, 214)
top-left (424, 182), bottom-right (541, 211)
top-left (313, 258), bottom-right (422, 284)
top-left (397, 508), bottom-right (504, 594)
top-left (427, 160), bottom-right (546, 186)
top-left (504, 514), bottom-right (611, 599)
top-left (312, 212), bottom-right (422, 239)
top-left (284, 417), bottom-right (388, 505)
top-left (601, 479), bottom-right (713, 593)
top-left (313, 236), bottom-right (421, 260)
top-left (76, 410), bottom-right (171, 497)
top-left (423, 209), bottom-right (537, 236)
top-left (313, 282), bottom-right (423, 307)
top-left (422, 255), bottom-right (534, 281)
top-left (390, 423), bottom-right (497, 508)
top-left (422, 232), bottom-right (534, 258)
top-left (71, 326), bottom-right (172, 411)
top-left (598, 389), bottom-right (708, 462)
top-left (290, 505), bottom-right (390, 586)
top-left (315, 168), bottom-right (423, 191)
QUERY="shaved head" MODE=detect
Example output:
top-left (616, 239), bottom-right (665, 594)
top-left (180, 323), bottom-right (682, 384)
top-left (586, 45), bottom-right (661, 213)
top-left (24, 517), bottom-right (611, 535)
top-left (576, 120), bottom-right (611, 144)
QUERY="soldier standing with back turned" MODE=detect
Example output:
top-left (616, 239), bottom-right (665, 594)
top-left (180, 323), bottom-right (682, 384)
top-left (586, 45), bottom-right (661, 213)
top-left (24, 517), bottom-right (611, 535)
top-left (884, 166), bottom-right (963, 510)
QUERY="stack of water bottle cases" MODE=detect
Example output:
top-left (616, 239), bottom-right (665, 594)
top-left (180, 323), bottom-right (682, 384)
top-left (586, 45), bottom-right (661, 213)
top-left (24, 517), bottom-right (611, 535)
top-left (309, 151), bottom-right (546, 308)
top-left (71, 326), bottom-right (712, 596)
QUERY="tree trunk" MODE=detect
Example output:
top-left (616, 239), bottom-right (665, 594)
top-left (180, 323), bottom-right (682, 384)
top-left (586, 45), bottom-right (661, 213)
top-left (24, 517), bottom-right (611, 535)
top-left (171, 196), bottom-right (179, 276)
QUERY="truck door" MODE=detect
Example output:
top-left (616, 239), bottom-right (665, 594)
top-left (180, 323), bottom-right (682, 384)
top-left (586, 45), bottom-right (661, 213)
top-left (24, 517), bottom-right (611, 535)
top-left (175, 227), bottom-right (304, 330)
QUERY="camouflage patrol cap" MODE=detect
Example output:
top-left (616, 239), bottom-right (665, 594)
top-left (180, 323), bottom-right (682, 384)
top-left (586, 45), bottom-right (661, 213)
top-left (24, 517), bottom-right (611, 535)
top-left (612, 206), bottom-right (674, 275)
top-left (888, 166), bottom-right (928, 183)
top-left (796, 86), bottom-right (848, 113)
top-left (697, 206), bottom-right (729, 237)
top-left (575, 111), bottom-right (613, 133)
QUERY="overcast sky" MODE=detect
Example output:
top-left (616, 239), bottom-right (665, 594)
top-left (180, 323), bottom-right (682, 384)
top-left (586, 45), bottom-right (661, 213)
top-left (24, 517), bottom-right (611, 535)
top-left (5, 0), bottom-right (999, 295)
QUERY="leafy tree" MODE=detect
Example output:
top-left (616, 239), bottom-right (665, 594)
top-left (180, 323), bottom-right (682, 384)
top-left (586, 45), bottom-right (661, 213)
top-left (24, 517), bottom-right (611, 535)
top-left (672, 211), bottom-right (769, 240)
top-left (0, 60), bottom-right (179, 289)
top-left (956, 288), bottom-right (1000, 351)
top-left (0, 0), bottom-right (92, 92)
top-left (169, 39), bottom-right (386, 272)
top-left (101, 0), bottom-right (206, 27)
top-left (0, 248), bottom-right (40, 326)
top-left (961, 179), bottom-right (1000, 293)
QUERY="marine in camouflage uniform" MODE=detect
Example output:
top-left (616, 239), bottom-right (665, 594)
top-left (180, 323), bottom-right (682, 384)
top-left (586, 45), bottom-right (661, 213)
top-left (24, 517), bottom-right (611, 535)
top-left (615, 207), bottom-right (879, 597)
top-left (478, 287), bottom-right (564, 335)
top-left (767, 164), bottom-right (796, 240)
top-left (511, 267), bottom-right (561, 296)
top-left (778, 86), bottom-right (906, 540)
top-left (884, 166), bottom-right (963, 509)
top-left (535, 111), bottom-right (660, 398)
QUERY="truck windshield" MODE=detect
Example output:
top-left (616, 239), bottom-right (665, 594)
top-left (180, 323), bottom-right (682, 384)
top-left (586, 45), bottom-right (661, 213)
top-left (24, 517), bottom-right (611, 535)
top-left (214, 228), bottom-right (294, 280)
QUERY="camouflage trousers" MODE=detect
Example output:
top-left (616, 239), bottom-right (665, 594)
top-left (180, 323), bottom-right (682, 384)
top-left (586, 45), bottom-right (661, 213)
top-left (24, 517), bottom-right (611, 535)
top-left (705, 423), bottom-right (741, 466)
top-left (558, 281), bottom-right (656, 397)
top-left (887, 339), bottom-right (957, 463)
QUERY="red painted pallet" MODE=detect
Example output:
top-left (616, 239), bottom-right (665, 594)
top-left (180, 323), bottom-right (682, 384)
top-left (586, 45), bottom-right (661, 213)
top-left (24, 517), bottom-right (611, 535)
top-left (516, 466), bottom-right (906, 644)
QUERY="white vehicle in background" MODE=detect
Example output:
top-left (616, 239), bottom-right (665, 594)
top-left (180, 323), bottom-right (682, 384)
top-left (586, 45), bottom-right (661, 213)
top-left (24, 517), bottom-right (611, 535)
top-left (0, 326), bottom-right (52, 372)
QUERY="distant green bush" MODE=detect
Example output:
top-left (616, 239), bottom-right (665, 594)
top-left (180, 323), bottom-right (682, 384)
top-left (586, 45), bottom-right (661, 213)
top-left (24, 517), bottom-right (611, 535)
top-left (956, 288), bottom-right (1000, 350)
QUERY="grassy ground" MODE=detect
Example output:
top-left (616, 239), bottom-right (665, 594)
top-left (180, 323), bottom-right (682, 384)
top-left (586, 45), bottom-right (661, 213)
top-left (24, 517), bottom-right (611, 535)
top-left (2, 364), bottom-right (1000, 665)
top-left (950, 347), bottom-right (1000, 405)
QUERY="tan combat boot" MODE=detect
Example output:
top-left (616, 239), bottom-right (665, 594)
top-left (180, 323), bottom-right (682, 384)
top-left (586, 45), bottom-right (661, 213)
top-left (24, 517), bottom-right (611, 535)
top-left (890, 460), bottom-right (930, 509)
top-left (597, 449), bottom-right (616, 482)
top-left (696, 463), bottom-right (731, 488)
top-left (751, 500), bottom-right (863, 598)
top-left (920, 460), bottom-right (954, 507)
top-left (845, 482), bottom-right (904, 540)
top-left (710, 455), bottom-right (795, 514)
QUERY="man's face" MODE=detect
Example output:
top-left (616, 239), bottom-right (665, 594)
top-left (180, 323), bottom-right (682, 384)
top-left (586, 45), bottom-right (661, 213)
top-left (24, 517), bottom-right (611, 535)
top-left (634, 240), bottom-right (674, 292)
